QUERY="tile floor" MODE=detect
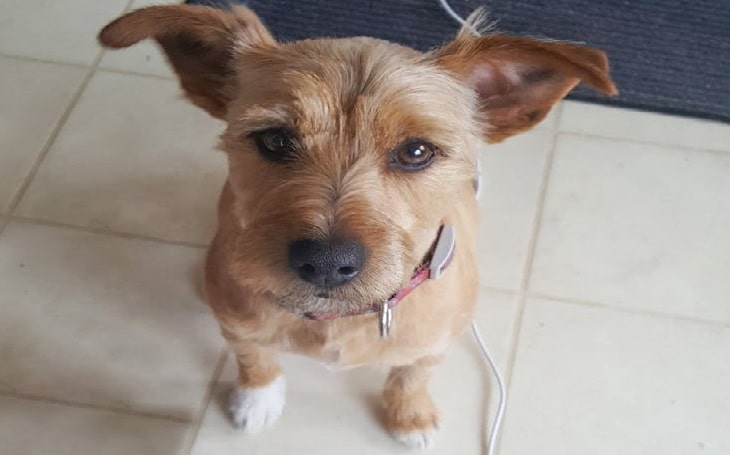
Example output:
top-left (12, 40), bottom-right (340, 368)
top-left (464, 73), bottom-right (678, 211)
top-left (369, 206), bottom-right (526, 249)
top-left (1, 2), bottom-right (729, 454)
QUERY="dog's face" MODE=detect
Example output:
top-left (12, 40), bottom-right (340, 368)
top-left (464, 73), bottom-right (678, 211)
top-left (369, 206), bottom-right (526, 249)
top-left (219, 39), bottom-right (481, 315)
top-left (99, 5), bottom-right (615, 316)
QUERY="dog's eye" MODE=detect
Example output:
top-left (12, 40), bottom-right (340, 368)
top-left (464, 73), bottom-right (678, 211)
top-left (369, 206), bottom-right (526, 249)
top-left (391, 140), bottom-right (437, 171)
top-left (251, 128), bottom-right (297, 162)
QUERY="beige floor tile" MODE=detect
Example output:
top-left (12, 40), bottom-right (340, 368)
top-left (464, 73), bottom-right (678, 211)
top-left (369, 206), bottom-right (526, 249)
top-left (0, 395), bottom-right (189, 455)
top-left (478, 129), bottom-right (552, 290)
top-left (17, 71), bottom-right (226, 244)
top-left (530, 134), bottom-right (730, 323)
top-left (98, 0), bottom-right (176, 78)
top-left (0, 57), bottom-right (86, 212)
top-left (561, 101), bottom-right (730, 153)
top-left (190, 291), bottom-right (518, 455)
top-left (0, 222), bottom-right (222, 420)
top-left (501, 299), bottom-right (730, 455)
top-left (0, 0), bottom-right (129, 65)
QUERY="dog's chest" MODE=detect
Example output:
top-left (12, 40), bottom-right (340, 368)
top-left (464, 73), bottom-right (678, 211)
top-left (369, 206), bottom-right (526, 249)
top-left (283, 320), bottom-right (451, 369)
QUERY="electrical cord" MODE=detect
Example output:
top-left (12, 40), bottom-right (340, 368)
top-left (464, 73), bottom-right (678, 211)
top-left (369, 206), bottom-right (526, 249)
top-left (470, 321), bottom-right (507, 455)
top-left (437, 0), bottom-right (468, 26)
top-left (434, 3), bottom-right (508, 452)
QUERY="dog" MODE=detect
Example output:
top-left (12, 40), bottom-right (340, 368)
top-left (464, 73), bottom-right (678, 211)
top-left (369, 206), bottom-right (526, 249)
top-left (98, 4), bottom-right (616, 450)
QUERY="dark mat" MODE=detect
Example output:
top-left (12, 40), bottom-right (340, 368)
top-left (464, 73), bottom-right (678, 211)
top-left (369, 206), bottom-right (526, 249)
top-left (184, 0), bottom-right (730, 123)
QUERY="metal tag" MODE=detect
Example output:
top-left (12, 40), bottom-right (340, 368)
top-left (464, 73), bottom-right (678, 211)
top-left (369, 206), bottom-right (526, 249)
top-left (379, 302), bottom-right (393, 338)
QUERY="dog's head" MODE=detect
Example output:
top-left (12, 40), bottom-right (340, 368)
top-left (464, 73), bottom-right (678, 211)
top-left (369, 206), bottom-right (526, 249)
top-left (99, 5), bottom-right (615, 316)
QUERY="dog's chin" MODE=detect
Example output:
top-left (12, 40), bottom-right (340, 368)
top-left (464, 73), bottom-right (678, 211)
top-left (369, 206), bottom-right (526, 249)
top-left (269, 289), bottom-right (389, 318)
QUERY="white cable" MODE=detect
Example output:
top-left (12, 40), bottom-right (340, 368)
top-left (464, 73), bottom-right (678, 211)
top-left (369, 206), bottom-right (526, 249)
top-left (437, 0), bottom-right (468, 26)
top-left (471, 321), bottom-right (507, 455)
top-left (437, 0), bottom-right (481, 36)
top-left (437, 2), bottom-right (507, 452)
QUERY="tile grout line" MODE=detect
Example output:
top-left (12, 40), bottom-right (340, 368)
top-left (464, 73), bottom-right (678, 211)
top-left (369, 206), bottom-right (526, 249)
top-left (0, 50), bottom-right (106, 239)
top-left (479, 284), bottom-right (520, 296)
top-left (492, 103), bottom-right (562, 454)
top-left (0, 51), bottom-right (177, 81)
top-left (10, 216), bottom-right (208, 249)
top-left (96, 66), bottom-right (176, 81)
top-left (0, 52), bottom-right (95, 70)
top-left (0, 389), bottom-right (191, 424)
top-left (558, 131), bottom-right (730, 156)
top-left (181, 347), bottom-right (229, 455)
top-left (506, 106), bottom-right (561, 377)
top-left (527, 292), bottom-right (730, 329)
top-left (479, 283), bottom-right (730, 330)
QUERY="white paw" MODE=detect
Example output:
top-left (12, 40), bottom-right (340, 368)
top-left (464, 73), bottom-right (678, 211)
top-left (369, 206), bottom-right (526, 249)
top-left (394, 428), bottom-right (439, 451)
top-left (228, 375), bottom-right (286, 433)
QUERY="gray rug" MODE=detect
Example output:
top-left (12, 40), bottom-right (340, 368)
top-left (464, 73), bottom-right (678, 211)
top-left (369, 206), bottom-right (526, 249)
top-left (184, 0), bottom-right (730, 123)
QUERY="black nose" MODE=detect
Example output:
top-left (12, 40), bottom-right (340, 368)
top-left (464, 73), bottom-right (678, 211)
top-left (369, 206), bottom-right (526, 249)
top-left (288, 238), bottom-right (367, 288)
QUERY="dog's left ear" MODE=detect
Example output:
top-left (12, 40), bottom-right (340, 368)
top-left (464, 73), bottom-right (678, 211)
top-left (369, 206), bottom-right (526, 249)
top-left (99, 5), bottom-right (276, 119)
top-left (435, 30), bottom-right (617, 142)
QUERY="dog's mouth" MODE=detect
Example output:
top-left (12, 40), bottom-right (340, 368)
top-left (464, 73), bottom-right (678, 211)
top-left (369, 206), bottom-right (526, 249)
top-left (270, 225), bottom-right (455, 320)
top-left (269, 287), bottom-right (393, 318)
top-left (268, 265), bottom-right (406, 319)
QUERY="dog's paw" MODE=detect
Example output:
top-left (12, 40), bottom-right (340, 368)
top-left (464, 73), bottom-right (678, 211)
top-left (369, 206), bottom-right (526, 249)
top-left (228, 375), bottom-right (286, 433)
top-left (383, 389), bottom-right (440, 450)
top-left (394, 428), bottom-right (439, 451)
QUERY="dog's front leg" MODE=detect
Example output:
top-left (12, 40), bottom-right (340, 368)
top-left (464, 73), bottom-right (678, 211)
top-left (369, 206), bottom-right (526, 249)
top-left (227, 340), bottom-right (286, 433)
top-left (383, 355), bottom-right (442, 450)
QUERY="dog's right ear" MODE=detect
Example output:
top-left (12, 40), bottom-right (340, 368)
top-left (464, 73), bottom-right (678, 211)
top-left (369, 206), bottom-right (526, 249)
top-left (98, 5), bottom-right (276, 119)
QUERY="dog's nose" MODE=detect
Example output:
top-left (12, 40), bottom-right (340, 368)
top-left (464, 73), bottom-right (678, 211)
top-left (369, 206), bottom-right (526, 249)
top-left (288, 238), bottom-right (366, 288)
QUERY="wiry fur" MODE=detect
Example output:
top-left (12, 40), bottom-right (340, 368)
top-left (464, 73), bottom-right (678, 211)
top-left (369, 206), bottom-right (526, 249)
top-left (99, 4), bottom-right (615, 449)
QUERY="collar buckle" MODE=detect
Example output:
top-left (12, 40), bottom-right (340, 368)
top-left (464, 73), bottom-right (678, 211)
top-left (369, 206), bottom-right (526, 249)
top-left (429, 224), bottom-right (456, 280)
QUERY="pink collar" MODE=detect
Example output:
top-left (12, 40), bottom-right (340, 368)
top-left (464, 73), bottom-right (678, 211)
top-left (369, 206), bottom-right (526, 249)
top-left (303, 225), bottom-right (456, 337)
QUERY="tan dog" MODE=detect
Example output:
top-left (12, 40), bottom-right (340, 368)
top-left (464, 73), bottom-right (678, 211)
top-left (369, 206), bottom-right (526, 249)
top-left (99, 5), bottom-right (616, 450)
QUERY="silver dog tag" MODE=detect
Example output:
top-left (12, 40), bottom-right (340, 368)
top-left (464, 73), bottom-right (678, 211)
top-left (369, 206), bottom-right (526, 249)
top-left (379, 302), bottom-right (393, 338)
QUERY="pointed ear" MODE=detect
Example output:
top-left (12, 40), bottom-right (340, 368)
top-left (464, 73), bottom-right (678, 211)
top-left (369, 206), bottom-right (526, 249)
top-left (434, 29), bottom-right (617, 143)
top-left (98, 5), bottom-right (276, 119)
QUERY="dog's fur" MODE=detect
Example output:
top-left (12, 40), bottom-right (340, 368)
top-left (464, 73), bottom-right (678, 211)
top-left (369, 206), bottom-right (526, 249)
top-left (99, 5), bottom-right (615, 449)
